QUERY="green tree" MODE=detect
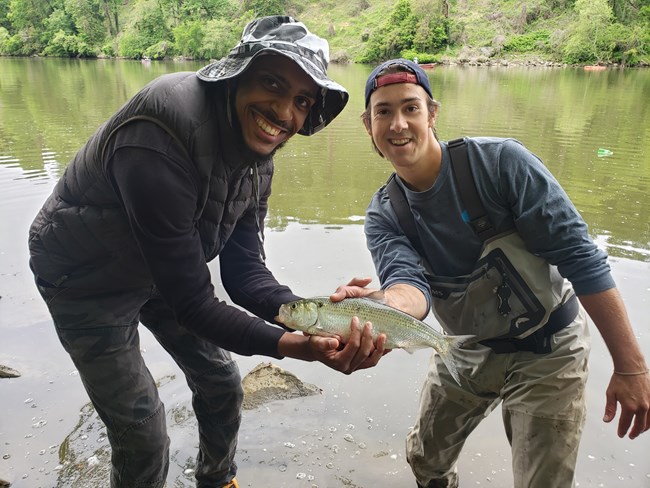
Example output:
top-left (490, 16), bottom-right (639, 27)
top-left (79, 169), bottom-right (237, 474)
top-left (240, 0), bottom-right (287, 17)
top-left (564, 0), bottom-right (615, 63)
top-left (118, 0), bottom-right (172, 58)
top-left (199, 15), bottom-right (245, 59)
top-left (173, 20), bottom-right (203, 57)
top-left (7, 0), bottom-right (53, 31)
top-left (64, 0), bottom-right (106, 47)
top-left (42, 8), bottom-right (76, 40)
top-left (361, 0), bottom-right (417, 62)
top-left (412, 12), bottom-right (448, 52)
top-left (0, 0), bottom-right (10, 30)
top-left (6, 0), bottom-right (48, 52)
top-left (100, 0), bottom-right (120, 35)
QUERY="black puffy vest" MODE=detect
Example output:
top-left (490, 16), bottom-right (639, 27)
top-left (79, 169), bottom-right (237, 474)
top-left (28, 72), bottom-right (273, 290)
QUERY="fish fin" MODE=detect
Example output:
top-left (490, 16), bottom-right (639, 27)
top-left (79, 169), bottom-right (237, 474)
top-left (437, 334), bottom-right (477, 386)
top-left (454, 334), bottom-right (478, 349)
top-left (437, 348), bottom-right (462, 386)
top-left (403, 346), bottom-right (427, 354)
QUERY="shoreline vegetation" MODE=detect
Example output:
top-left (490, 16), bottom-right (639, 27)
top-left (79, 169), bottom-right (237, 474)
top-left (2, 51), bottom-right (645, 70)
top-left (0, 0), bottom-right (648, 67)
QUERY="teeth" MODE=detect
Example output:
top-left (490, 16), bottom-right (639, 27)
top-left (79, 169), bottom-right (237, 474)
top-left (391, 138), bottom-right (410, 146)
top-left (255, 115), bottom-right (281, 136)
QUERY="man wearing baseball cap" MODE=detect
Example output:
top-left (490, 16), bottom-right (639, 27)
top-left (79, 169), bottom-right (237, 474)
top-left (341, 58), bottom-right (649, 487)
top-left (28, 16), bottom-right (386, 488)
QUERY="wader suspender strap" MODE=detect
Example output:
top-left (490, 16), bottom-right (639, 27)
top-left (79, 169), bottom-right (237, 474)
top-left (385, 174), bottom-right (427, 258)
top-left (446, 138), bottom-right (498, 241)
top-left (385, 137), bottom-right (495, 254)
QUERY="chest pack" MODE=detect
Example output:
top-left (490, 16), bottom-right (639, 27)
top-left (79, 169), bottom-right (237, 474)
top-left (385, 138), bottom-right (578, 354)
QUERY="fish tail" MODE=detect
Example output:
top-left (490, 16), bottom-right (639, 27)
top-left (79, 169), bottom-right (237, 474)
top-left (437, 334), bottom-right (475, 386)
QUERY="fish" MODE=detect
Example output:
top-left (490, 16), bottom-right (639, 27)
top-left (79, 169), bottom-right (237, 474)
top-left (276, 297), bottom-right (474, 385)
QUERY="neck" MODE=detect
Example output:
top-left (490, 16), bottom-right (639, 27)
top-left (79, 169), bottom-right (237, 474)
top-left (396, 138), bottom-right (442, 192)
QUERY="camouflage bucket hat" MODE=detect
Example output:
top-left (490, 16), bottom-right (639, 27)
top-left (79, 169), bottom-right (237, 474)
top-left (197, 15), bottom-right (349, 136)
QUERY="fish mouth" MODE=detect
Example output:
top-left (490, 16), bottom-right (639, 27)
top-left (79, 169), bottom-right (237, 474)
top-left (275, 304), bottom-right (290, 325)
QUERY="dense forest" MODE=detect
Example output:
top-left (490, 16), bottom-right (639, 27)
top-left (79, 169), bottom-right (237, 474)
top-left (0, 0), bottom-right (648, 65)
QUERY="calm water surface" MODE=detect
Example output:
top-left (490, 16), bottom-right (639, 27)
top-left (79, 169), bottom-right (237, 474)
top-left (0, 58), bottom-right (649, 487)
top-left (1, 58), bottom-right (649, 259)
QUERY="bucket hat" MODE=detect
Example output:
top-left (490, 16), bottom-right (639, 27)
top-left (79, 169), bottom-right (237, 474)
top-left (197, 15), bottom-right (348, 136)
top-left (364, 58), bottom-right (433, 107)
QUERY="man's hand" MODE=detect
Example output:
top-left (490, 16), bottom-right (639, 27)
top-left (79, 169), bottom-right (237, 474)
top-left (578, 289), bottom-right (650, 439)
top-left (277, 316), bottom-right (387, 374)
top-left (603, 372), bottom-right (650, 439)
top-left (329, 276), bottom-right (384, 302)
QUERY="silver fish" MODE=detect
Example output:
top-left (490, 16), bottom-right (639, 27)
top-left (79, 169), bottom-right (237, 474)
top-left (276, 297), bottom-right (474, 385)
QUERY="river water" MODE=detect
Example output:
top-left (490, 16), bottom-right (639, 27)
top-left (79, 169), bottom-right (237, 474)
top-left (0, 58), bottom-right (649, 487)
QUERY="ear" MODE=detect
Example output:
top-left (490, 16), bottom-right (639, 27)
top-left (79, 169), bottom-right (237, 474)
top-left (362, 115), bottom-right (372, 136)
top-left (428, 107), bottom-right (438, 128)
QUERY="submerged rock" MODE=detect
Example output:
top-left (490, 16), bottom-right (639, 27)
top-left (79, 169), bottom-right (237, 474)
top-left (241, 362), bottom-right (321, 410)
top-left (0, 364), bottom-right (21, 378)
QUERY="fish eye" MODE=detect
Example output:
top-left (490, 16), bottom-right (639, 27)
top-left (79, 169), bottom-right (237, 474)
top-left (290, 303), bottom-right (297, 310)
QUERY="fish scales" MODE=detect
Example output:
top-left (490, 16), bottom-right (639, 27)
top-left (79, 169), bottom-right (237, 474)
top-left (316, 299), bottom-right (444, 349)
top-left (276, 296), bottom-right (474, 385)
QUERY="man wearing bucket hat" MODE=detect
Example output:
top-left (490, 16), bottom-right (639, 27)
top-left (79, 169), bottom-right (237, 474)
top-left (333, 59), bottom-right (649, 487)
top-left (28, 16), bottom-right (386, 488)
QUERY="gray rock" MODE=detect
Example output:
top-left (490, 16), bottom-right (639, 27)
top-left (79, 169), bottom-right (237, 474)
top-left (241, 362), bottom-right (321, 410)
top-left (0, 365), bottom-right (21, 379)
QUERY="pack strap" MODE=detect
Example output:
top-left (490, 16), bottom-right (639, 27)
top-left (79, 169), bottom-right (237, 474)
top-left (385, 137), bottom-right (497, 274)
top-left (447, 137), bottom-right (497, 241)
top-left (385, 174), bottom-right (426, 258)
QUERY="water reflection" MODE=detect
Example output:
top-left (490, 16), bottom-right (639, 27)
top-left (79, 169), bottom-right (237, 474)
top-left (0, 59), bottom-right (648, 260)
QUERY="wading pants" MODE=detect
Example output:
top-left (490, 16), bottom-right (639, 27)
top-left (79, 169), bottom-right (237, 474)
top-left (36, 283), bottom-right (243, 488)
top-left (406, 308), bottom-right (590, 488)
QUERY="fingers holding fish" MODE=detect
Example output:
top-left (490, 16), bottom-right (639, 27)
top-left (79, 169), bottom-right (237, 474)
top-left (355, 323), bottom-right (390, 370)
top-left (338, 318), bottom-right (387, 374)
top-left (329, 276), bottom-right (382, 303)
top-left (310, 317), bottom-right (388, 374)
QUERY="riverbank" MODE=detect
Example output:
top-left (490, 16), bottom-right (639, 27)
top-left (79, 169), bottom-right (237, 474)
top-left (3, 51), bottom-right (648, 70)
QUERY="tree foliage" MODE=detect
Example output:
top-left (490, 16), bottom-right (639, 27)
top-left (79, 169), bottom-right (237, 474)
top-left (564, 0), bottom-right (615, 63)
top-left (0, 0), bottom-right (646, 64)
top-left (360, 0), bottom-right (448, 62)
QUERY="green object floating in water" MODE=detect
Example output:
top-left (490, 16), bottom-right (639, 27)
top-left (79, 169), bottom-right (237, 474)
top-left (597, 148), bottom-right (613, 157)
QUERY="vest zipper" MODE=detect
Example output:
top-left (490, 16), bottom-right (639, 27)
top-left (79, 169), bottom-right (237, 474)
top-left (251, 163), bottom-right (266, 263)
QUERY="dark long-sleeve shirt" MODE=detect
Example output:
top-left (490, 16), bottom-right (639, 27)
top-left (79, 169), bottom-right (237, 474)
top-left (108, 120), bottom-right (299, 357)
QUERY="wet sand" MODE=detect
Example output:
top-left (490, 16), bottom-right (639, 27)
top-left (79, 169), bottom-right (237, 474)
top-left (1, 168), bottom-right (649, 487)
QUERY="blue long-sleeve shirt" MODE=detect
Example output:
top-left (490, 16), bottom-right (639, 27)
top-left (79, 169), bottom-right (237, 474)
top-left (365, 137), bottom-right (615, 309)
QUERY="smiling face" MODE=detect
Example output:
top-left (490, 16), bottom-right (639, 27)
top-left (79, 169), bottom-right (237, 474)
top-left (234, 55), bottom-right (319, 157)
top-left (364, 82), bottom-right (442, 190)
top-left (365, 82), bottom-right (437, 168)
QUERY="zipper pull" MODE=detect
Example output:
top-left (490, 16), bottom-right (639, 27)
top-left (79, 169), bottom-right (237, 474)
top-left (496, 277), bottom-right (512, 316)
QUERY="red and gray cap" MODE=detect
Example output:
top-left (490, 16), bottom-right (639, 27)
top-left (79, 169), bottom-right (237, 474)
top-left (364, 58), bottom-right (433, 107)
top-left (197, 15), bottom-right (349, 136)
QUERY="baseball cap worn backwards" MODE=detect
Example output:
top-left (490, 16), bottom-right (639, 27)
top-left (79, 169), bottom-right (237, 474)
top-left (197, 15), bottom-right (349, 136)
top-left (364, 58), bottom-right (433, 107)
